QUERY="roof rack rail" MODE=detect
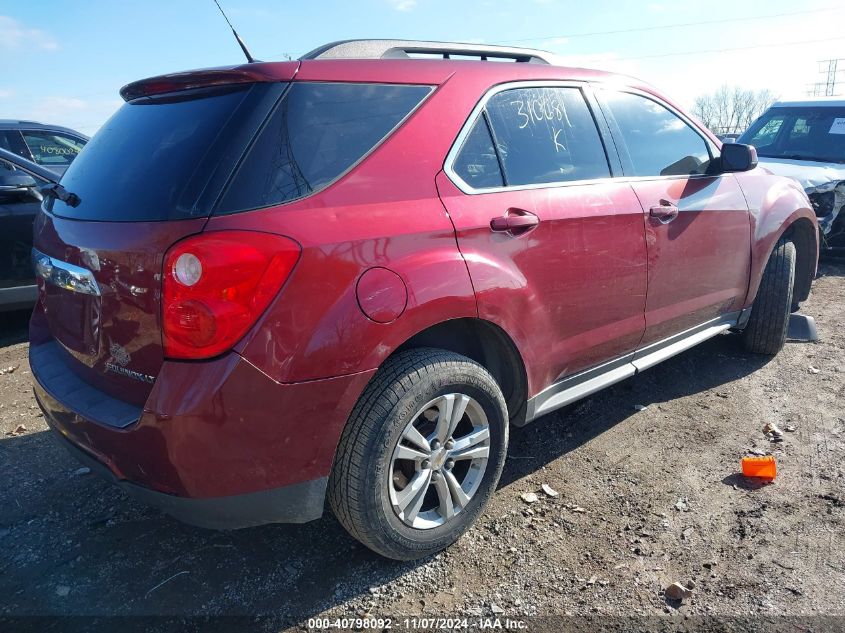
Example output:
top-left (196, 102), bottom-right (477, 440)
top-left (300, 39), bottom-right (555, 65)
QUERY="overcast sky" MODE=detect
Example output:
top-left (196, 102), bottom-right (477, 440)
top-left (1, 0), bottom-right (844, 136)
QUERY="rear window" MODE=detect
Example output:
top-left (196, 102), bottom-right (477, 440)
top-left (48, 82), bottom-right (430, 222)
top-left (216, 83), bottom-right (432, 214)
top-left (48, 83), bottom-right (285, 222)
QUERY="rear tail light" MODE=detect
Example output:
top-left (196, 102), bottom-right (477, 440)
top-left (162, 231), bottom-right (300, 359)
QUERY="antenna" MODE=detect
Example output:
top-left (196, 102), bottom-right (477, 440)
top-left (213, 0), bottom-right (257, 63)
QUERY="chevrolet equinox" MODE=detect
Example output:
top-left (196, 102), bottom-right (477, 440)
top-left (30, 40), bottom-right (818, 560)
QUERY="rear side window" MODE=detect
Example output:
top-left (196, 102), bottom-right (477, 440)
top-left (600, 91), bottom-right (712, 177)
top-left (453, 117), bottom-right (504, 189)
top-left (217, 83), bottom-right (432, 213)
top-left (21, 131), bottom-right (86, 167)
top-left (482, 87), bottom-right (610, 187)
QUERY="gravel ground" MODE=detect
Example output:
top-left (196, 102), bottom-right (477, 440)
top-left (0, 266), bottom-right (843, 632)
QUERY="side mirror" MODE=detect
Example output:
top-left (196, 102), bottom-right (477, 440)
top-left (0, 165), bottom-right (38, 192)
top-left (720, 143), bottom-right (758, 173)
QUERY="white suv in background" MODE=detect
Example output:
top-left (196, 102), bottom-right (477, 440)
top-left (738, 98), bottom-right (845, 257)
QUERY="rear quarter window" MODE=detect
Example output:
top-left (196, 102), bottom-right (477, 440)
top-left (452, 117), bottom-right (505, 189)
top-left (216, 82), bottom-right (432, 214)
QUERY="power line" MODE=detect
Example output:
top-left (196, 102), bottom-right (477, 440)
top-left (494, 6), bottom-right (843, 44)
top-left (573, 34), bottom-right (845, 65)
top-left (808, 58), bottom-right (845, 97)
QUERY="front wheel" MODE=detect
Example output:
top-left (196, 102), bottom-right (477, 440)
top-left (328, 348), bottom-right (508, 560)
top-left (740, 238), bottom-right (796, 355)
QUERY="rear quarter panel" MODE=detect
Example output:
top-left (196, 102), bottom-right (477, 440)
top-left (206, 73), bottom-right (485, 383)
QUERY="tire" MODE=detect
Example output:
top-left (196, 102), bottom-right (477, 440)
top-left (328, 348), bottom-right (508, 560)
top-left (741, 238), bottom-right (796, 355)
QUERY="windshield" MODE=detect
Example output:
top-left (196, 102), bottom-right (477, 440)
top-left (738, 106), bottom-right (845, 164)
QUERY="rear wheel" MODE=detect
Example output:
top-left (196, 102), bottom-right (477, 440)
top-left (741, 238), bottom-right (796, 355)
top-left (328, 348), bottom-right (508, 560)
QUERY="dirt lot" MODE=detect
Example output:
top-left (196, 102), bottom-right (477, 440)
top-left (1, 266), bottom-right (843, 632)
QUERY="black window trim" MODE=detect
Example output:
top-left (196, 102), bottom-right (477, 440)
top-left (481, 109), bottom-right (508, 188)
top-left (592, 85), bottom-right (721, 182)
top-left (212, 80), bottom-right (436, 215)
top-left (444, 80), bottom-right (617, 195)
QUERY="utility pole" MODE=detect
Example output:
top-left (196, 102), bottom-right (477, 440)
top-left (807, 58), bottom-right (845, 97)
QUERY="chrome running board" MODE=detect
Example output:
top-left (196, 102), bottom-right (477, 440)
top-left (523, 313), bottom-right (739, 424)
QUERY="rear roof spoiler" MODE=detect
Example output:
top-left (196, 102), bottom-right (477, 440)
top-left (119, 62), bottom-right (299, 101)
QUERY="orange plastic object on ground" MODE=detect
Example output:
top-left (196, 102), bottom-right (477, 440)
top-left (741, 455), bottom-right (777, 480)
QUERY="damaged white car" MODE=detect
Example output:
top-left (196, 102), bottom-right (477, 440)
top-left (737, 98), bottom-right (845, 258)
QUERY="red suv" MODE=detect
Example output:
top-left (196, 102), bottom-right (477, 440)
top-left (30, 40), bottom-right (818, 560)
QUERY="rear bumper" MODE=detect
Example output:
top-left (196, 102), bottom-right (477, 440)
top-left (44, 419), bottom-right (327, 528)
top-left (31, 340), bottom-right (375, 527)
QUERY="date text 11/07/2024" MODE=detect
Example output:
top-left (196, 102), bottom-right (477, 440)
top-left (306, 616), bottom-right (529, 630)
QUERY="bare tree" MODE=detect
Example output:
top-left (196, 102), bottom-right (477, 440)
top-left (692, 85), bottom-right (777, 136)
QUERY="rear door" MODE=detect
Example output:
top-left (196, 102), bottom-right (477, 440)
top-left (595, 89), bottom-right (751, 347)
top-left (437, 83), bottom-right (648, 394)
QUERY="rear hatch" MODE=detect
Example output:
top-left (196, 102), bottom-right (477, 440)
top-left (33, 66), bottom-right (296, 406)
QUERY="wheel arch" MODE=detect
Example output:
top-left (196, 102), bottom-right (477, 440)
top-left (739, 170), bottom-right (819, 309)
top-left (781, 217), bottom-right (818, 304)
top-left (392, 317), bottom-right (529, 426)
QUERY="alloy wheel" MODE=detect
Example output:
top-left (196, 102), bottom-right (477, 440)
top-left (388, 393), bottom-right (491, 529)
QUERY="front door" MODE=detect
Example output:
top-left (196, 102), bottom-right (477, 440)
top-left (437, 84), bottom-right (648, 396)
top-left (596, 89), bottom-right (751, 347)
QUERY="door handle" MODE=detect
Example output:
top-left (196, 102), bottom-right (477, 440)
top-left (490, 209), bottom-right (540, 235)
top-left (649, 201), bottom-right (679, 224)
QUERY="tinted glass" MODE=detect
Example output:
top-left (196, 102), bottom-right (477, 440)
top-left (738, 106), bottom-right (845, 163)
top-left (1, 130), bottom-right (30, 161)
top-left (218, 83), bottom-right (431, 213)
top-left (50, 84), bottom-right (269, 222)
top-left (0, 131), bottom-right (13, 153)
top-left (453, 117), bottom-right (504, 189)
top-left (22, 131), bottom-right (86, 167)
top-left (483, 87), bottom-right (609, 186)
top-left (602, 91), bottom-right (712, 177)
